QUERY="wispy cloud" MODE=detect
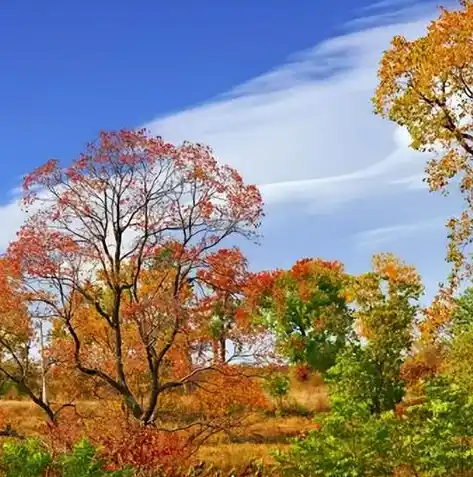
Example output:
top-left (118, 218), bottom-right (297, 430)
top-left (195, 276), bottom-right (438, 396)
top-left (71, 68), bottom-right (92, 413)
top-left (391, 173), bottom-right (427, 190)
top-left (356, 216), bottom-right (447, 248)
top-left (145, 6), bottom-right (437, 215)
top-left (0, 197), bottom-right (25, 251)
top-left (0, 0), bottom-right (454, 294)
top-left (360, 0), bottom-right (424, 12)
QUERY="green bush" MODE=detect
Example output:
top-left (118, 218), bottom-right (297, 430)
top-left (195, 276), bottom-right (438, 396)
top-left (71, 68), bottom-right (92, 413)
top-left (58, 439), bottom-right (132, 477)
top-left (274, 400), bottom-right (395, 477)
top-left (397, 377), bottom-right (473, 476)
top-left (0, 438), bottom-right (131, 477)
top-left (264, 373), bottom-right (291, 408)
top-left (0, 438), bottom-right (51, 477)
top-left (275, 376), bottom-right (473, 477)
top-left (327, 344), bottom-right (405, 415)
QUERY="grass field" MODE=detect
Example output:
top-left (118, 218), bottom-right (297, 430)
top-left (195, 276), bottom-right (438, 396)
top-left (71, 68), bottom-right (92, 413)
top-left (0, 374), bottom-right (328, 472)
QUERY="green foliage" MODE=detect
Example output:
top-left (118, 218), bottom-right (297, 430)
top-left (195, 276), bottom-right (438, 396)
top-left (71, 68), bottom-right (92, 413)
top-left (451, 287), bottom-right (473, 329)
top-left (276, 373), bottom-right (473, 477)
top-left (58, 439), bottom-right (132, 477)
top-left (0, 438), bottom-right (131, 477)
top-left (398, 377), bottom-right (473, 476)
top-left (278, 288), bottom-right (350, 372)
top-left (256, 260), bottom-right (353, 373)
top-left (0, 438), bottom-right (51, 477)
top-left (442, 287), bottom-right (473, 391)
top-left (275, 340), bottom-right (403, 476)
top-left (443, 324), bottom-right (473, 391)
top-left (328, 344), bottom-right (405, 415)
top-left (275, 402), bottom-right (395, 477)
top-left (264, 373), bottom-right (290, 408)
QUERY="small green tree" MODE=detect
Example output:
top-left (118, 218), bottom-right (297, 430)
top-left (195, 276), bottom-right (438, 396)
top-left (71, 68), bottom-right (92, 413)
top-left (327, 344), bottom-right (405, 415)
top-left (264, 373), bottom-right (291, 409)
top-left (350, 253), bottom-right (423, 413)
top-left (254, 258), bottom-right (354, 373)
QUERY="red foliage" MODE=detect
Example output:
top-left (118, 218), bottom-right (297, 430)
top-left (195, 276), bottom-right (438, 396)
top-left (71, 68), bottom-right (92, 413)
top-left (100, 425), bottom-right (187, 473)
top-left (197, 248), bottom-right (248, 297)
top-left (294, 363), bottom-right (312, 382)
top-left (6, 128), bottom-right (266, 430)
top-left (243, 258), bottom-right (345, 316)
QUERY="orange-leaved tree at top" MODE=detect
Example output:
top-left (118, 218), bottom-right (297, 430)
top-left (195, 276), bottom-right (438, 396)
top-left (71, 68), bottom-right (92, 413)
top-left (373, 1), bottom-right (473, 287)
top-left (7, 129), bottom-right (265, 429)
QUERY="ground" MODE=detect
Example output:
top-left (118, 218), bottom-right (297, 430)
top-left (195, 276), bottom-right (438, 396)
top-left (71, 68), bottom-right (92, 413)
top-left (0, 373), bottom-right (328, 472)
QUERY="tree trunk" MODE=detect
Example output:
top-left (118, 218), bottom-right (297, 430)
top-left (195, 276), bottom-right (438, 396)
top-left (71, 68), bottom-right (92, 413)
top-left (219, 336), bottom-right (226, 363)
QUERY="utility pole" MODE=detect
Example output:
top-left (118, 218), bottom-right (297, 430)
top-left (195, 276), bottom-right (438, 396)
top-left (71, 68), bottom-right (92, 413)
top-left (39, 320), bottom-right (48, 406)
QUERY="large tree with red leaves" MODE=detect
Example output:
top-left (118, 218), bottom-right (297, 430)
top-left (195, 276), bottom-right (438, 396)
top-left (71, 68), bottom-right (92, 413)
top-left (5, 129), bottom-right (264, 427)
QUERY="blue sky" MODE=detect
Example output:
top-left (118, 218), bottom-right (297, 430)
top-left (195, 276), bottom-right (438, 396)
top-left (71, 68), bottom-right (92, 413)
top-left (0, 0), bottom-right (461, 299)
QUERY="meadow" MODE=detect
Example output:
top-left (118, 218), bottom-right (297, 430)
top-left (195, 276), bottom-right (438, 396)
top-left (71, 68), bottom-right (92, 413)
top-left (2, 2), bottom-right (473, 476)
top-left (0, 372), bottom-right (327, 474)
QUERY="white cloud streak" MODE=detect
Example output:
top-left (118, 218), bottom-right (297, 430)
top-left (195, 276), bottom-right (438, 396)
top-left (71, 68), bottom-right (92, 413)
top-left (0, 0), bottom-right (455, 295)
top-left (356, 216), bottom-right (447, 248)
top-left (0, 199), bottom-right (25, 252)
top-left (145, 8), bottom-right (436, 214)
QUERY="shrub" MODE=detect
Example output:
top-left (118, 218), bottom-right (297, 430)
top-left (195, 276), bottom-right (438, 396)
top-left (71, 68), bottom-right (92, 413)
top-left (264, 374), bottom-right (290, 408)
top-left (276, 376), bottom-right (473, 477)
top-left (58, 438), bottom-right (132, 477)
top-left (0, 438), bottom-right (51, 477)
top-left (294, 363), bottom-right (311, 382)
top-left (100, 426), bottom-right (186, 474)
top-left (0, 438), bottom-right (131, 477)
top-left (280, 401), bottom-right (313, 418)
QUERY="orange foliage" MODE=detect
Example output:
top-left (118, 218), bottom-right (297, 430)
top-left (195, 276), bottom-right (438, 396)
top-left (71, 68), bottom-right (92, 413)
top-left (400, 343), bottom-right (444, 387)
top-left (374, 1), bottom-right (473, 285)
top-left (5, 129), bottom-right (266, 431)
top-left (419, 287), bottom-right (456, 344)
top-left (352, 253), bottom-right (423, 342)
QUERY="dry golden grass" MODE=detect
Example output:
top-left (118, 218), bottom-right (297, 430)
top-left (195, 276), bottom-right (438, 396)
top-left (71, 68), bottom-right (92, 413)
top-left (0, 400), bottom-right (45, 434)
top-left (0, 373), bottom-right (327, 471)
top-left (247, 415), bottom-right (320, 438)
top-left (286, 372), bottom-right (329, 412)
top-left (196, 443), bottom-right (290, 470)
top-left (193, 374), bottom-right (327, 469)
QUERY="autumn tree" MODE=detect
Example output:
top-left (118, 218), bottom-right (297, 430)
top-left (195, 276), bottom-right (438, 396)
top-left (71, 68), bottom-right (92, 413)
top-left (194, 248), bottom-right (259, 365)
top-left (247, 258), bottom-right (354, 373)
top-left (374, 1), bottom-right (473, 286)
top-left (0, 257), bottom-right (60, 424)
top-left (330, 253), bottom-right (423, 414)
top-left (7, 129), bottom-right (265, 429)
top-left (275, 255), bottom-right (427, 477)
